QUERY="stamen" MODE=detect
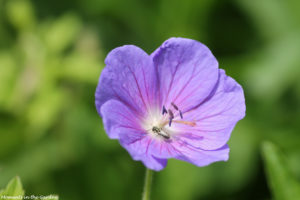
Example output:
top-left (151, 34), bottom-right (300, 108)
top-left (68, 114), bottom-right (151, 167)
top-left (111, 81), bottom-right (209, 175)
top-left (168, 109), bottom-right (174, 119)
top-left (171, 102), bottom-right (178, 110)
top-left (179, 110), bottom-right (183, 119)
top-left (162, 106), bottom-right (167, 115)
top-left (169, 118), bottom-right (173, 127)
top-left (167, 109), bottom-right (174, 127)
top-left (173, 120), bottom-right (196, 127)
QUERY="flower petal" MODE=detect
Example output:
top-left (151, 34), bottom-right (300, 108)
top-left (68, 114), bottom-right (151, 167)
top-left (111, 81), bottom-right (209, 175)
top-left (173, 143), bottom-right (230, 167)
top-left (118, 130), bottom-right (169, 170)
top-left (174, 69), bottom-right (245, 150)
top-left (96, 45), bottom-right (158, 117)
top-left (121, 136), bottom-right (180, 159)
top-left (139, 155), bottom-right (167, 171)
top-left (122, 140), bottom-right (168, 171)
top-left (100, 100), bottom-right (144, 139)
top-left (120, 132), bottom-right (228, 168)
top-left (152, 37), bottom-right (219, 112)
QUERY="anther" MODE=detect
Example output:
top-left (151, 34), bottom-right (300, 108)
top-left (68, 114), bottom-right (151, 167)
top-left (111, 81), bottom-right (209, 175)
top-left (162, 106), bottom-right (167, 115)
top-left (168, 109), bottom-right (174, 127)
top-left (169, 118), bottom-right (173, 127)
top-left (171, 102), bottom-right (178, 110)
top-left (168, 109), bottom-right (174, 119)
top-left (179, 110), bottom-right (183, 119)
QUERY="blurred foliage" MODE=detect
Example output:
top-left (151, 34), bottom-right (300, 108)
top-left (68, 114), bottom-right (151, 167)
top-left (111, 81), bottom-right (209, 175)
top-left (0, 0), bottom-right (300, 199)
top-left (262, 142), bottom-right (300, 200)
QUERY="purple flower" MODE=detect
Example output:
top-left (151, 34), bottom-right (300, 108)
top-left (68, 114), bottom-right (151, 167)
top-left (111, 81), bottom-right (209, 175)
top-left (95, 37), bottom-right (245, 171)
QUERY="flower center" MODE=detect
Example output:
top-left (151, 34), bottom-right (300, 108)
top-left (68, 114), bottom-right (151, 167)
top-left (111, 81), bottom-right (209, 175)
top-left (143, 102), bottom-right (196, 140)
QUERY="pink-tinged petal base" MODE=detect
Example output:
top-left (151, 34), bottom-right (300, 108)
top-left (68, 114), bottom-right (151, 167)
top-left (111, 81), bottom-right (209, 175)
top-left (100, 100), bottom-right (143, 139)
top-left (101, 100), bottom-right (168, 170)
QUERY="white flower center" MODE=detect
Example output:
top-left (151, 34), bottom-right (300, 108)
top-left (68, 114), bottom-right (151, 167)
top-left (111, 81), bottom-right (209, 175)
top-left (142, 103), bottom-right (196, 140)
top-left (142, 109), bottom-right (175, 140)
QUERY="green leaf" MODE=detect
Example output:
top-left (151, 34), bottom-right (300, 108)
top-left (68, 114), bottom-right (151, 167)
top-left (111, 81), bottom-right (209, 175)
top-left (0, 177), bottom-right (59, 200)
top-left (261, 141), bottom-right (300, 200)
top-left (0, 176), bottom-right (24, 199)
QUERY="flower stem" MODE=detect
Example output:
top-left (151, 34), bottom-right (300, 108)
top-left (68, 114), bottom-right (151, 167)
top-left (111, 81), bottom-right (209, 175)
top-left (142, 168), bottom-right (153, 200)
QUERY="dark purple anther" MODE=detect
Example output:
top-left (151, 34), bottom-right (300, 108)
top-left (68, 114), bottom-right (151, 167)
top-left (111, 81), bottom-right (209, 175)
top-left (171, 102), bottom-right (178, 110)
top-left (179, 110), bottom-right (183, 119)
top-left (169, 118), bottom-right (173, 127)
top-left (168, 109), bottom-right (174, 119)
top-left (162, 106), bottom-right (167, 115)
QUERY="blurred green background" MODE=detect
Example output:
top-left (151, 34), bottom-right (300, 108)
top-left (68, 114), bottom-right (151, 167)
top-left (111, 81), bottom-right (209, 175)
top-left (1, 0), bottom-right (300, 199)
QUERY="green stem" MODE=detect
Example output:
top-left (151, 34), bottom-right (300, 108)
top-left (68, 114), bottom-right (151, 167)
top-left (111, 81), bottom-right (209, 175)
top-left (142, 168), bottom-right (153, 200)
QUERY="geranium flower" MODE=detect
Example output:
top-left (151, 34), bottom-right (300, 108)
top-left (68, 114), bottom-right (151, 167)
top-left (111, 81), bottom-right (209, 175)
top-left (95, 37), bottom-right (245, 171)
